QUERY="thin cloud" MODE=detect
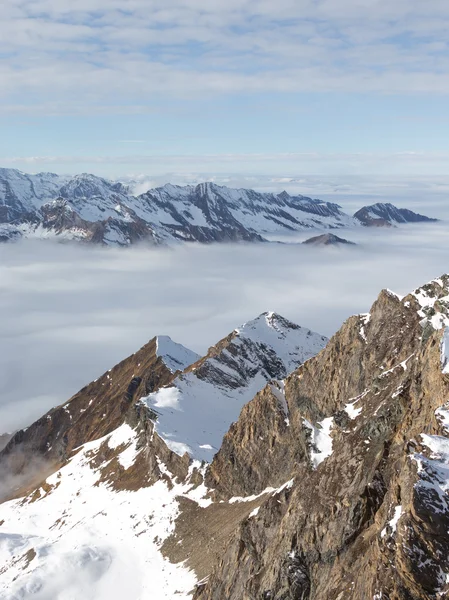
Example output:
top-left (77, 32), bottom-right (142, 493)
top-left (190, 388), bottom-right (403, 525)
top-left (2, 0), bottom-right (449, 113)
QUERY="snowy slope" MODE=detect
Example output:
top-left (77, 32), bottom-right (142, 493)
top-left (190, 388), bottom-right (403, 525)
top-left (156, 335), bottom-right (201, 373)
top-left (143, 312), bottom-right (328, 461)
top-left (0, 168), bottom-right (67, 221)
top-left (0, 424), bottom-right (207, 600)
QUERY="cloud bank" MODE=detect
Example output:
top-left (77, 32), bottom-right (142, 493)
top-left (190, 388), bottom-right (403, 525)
top-left (1, 221), bottom-right (449, 433)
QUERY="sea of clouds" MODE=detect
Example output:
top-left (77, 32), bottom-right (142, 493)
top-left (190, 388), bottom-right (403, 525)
top-left (1, 219), bottom-right (448, 433)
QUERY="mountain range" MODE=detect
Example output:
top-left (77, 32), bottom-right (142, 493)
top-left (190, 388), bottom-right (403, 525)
top-left (2, 275), bottom-right (449, 598)
top-left (0, 168), bottom-right (438, 246)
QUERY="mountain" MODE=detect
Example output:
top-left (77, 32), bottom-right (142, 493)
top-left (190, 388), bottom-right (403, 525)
top-left (144, 312), bottom-right (328, 461)
top-left (0, 168), bottom-right (360, 245)
top-left (0, 312), bottom-right (327, 598)
top-left (302, 233), bottom-right (356, 246)
top-left (4, 279), bottom-right (449, 597)
top-left (354, 202), bottom-right (438, 227)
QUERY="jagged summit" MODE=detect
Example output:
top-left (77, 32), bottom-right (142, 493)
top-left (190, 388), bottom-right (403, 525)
top-left (143, 312), bottom-right (328, 461)
top-left (0, 167), bottom-right (411, 246)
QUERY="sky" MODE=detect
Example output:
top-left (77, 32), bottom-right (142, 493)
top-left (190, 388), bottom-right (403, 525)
top-left (1, 0), bottom-right (449, 181)
top-left (1, 222), bottom-right (448, 434)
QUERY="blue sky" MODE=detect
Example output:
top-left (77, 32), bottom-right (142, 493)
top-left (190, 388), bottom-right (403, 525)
top-left (1, 0), bottom-right (449, 182)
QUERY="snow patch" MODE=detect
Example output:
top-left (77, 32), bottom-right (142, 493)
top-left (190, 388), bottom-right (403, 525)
top-left (303, 417), bottom-right (334, 468)
top-left (381, 505), bottom-right (403, 538)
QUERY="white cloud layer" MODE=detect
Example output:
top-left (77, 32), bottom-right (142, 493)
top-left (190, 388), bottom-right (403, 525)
top-left (1, 220), bottom-right (449, 433)
top-left (2, 0), bottom-right (449, 113)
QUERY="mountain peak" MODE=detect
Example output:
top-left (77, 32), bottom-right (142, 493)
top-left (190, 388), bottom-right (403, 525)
top-left (143, 313), bottom-right (328, 461)
top-left (155, 335), bottom-right (200, 373)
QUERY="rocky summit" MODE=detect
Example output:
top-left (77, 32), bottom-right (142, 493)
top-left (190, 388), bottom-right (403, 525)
top-left (2, 278), bottom-right (449, 599)
top-left (0, 168), bottom-right (438, 246)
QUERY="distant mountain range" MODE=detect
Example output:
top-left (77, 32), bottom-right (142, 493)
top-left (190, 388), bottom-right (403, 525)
top-left (0, 168), bottom-right (439, 246)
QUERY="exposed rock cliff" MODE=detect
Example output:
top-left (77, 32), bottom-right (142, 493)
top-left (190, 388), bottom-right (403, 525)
top-left (195, 280), bottom-right (449, 600)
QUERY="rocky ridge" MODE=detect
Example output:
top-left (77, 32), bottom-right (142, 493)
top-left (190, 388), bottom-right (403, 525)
top-left (2, 278), bottom-right (449, 599)
top-left (0, 168), bottom-right (438, 246)
top-left (354, 202), bottom-right (438, 227)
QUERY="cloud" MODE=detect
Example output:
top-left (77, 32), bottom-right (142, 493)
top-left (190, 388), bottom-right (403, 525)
top-left (1, 219), bottom-right (449, 434)
top-left (2, 0), bottom-right (449, 114)
top-left (2, 151), bottom-right (449, 177)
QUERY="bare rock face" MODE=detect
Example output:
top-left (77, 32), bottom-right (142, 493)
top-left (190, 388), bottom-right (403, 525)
top-left (194, 281), bottom-right (449, 600)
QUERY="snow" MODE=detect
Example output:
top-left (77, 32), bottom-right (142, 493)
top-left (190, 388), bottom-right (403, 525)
top-left (359, 313), bottom-right (371, 342)
top-left (441, 328), bottom-right (449, 374)
top-left (229, 478), bottom-right (294, 504)
top-left (411, 279), bottom-right (449, 330)
top-left (381, 505), bottom-right (403, 538)
top-left (303, 417), bottom-right (334, 468)
top-left (379, 354), bottom-right (414, 378)
top-left (345, 401), bottom-right (363, 420)
top-left (0, 425), bottom-right (213, 600)
top-left (0, 169), bottom-right (365, 244)
top-left (155, 335), bottom-right (200, 373)
top-left (143, 313), bottom-right (327, 462)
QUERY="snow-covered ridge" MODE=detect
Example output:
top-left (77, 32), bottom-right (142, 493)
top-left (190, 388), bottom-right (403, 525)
top-left (0, 168), bottom-right (360, 246)
top-left (155, 335), bottom-right (200, 373)
top-left (0, 423), bottom-right (207, 600)
top-left (143, 312), bottom-right (328, 462)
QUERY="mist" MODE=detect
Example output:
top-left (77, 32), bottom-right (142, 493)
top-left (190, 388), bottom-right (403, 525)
top-left (1, 220), bottom-right (448, 433)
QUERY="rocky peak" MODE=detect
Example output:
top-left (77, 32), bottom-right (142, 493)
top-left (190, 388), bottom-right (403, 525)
top-left (4, 277), bottom-right (449, 598)
top-left (354, 202), bottom-right (438, 227)
top-left (303, 233), bottom-right (356, 246)
top-left (142, 312), bottom-right (328, 461)
top-left (0, 334), bottom-right (195, 498)
top-left (194, 276), bottom-right (449, 600)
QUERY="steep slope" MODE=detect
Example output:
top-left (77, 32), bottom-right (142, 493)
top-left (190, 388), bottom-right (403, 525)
top-left (0, 168), bottom-right (66, 223)
top-left (0, 312), bottom-right (326, 599)
top-left (193, 277), bottom-right (449, 600)
top-left (0, 334), bottom-right (196, 498)
top-left (143, 312), bottom-right (328, 461)
top-left (354, 202), bottom-right (438, 227)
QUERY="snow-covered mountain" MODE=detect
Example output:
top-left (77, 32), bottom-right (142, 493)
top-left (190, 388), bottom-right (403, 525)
top-left (4, 279), bottom-right (449, 598)
top-left (144, 312), bottom-right (328, 461)
top-left (0, 167), bottom-right (408, 246)
top-left (354, 202), bottom-right (438, 227)
top-left (0, 311), bottom-right (326, 598)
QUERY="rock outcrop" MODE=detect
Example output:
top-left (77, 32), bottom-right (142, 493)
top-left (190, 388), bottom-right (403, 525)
top-left (195, 281), bottom-right (449, 600)
top-left (302, 233), bottom-right (356, 246)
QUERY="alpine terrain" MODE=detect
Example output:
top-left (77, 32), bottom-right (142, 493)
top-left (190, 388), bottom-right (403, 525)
top-left (0, 168), bottom-right (438, 246)
top-left (2, 277), bottom-right (449, 599)
top-left (354, 202), bottom-right (438, 227)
